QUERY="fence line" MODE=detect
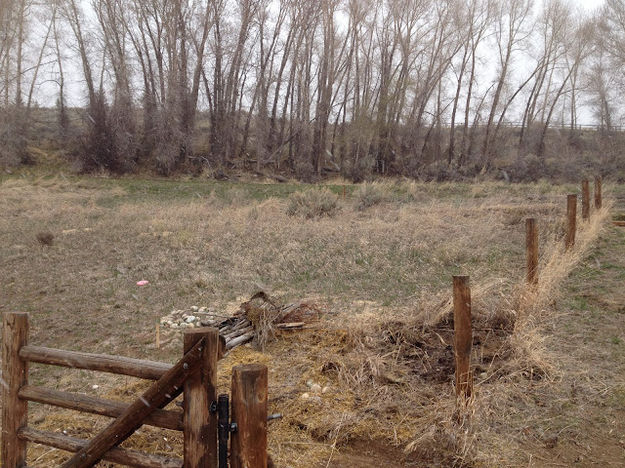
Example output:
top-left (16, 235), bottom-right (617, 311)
top-left (452, 176), bottom-right (604, 403)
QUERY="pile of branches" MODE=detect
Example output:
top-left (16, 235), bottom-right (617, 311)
top-left (200, 291), bottom-right (322, 351)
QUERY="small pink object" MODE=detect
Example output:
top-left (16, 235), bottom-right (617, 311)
top-left (136, 280), bottom-right (149, 286)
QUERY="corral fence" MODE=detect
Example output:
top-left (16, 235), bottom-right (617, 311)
top-left (1, 316), bottom-right (268, 468)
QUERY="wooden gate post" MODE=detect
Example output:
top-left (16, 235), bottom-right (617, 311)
top-left (582, 180), bottom-right (590, 220)
top-left (230, 364), bottom-right (268, 468)
top-left (452, 277), bottom-right (472, 399)
top-left (526, 218), bottom-right (539, 285)
top-left (183, 328), bottom-right (219, 468)
top-left (566, 194), bottom-right (577, 250)
top-left (2, 312), bottom-right (29, 468)
top-left (594, 176), bottom-right (602, 210)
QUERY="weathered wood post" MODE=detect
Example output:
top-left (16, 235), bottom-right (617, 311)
top-left (582, 180), bottom-right (590, 220)
top-left (526, 218), bottom-right (539, 285)
top-left (594, 176), bottom-right (602, 210)
top-left (183, 328), bottom-right (219, 468)
top-left (452, 276), bottom-right (472, 399)
top-left (566, 194), bottom-right (577, 250)
top-left (230, 364), bottom-right (268, 468)
top-left (1, 312), bottom-right (29, 468)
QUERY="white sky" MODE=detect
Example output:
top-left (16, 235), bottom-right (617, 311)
top-left (570, 0), bottom-right (605, 11)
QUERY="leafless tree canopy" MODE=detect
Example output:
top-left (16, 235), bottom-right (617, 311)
top-left (1, 0), bottom-right (625, 179)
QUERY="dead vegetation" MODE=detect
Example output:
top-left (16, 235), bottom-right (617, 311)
top-left (0, 176), bottom-right (614, 466)
top-left (286, 188), bottom-right (340, 219)
top-left (36, 231), bottom-right (54, 247)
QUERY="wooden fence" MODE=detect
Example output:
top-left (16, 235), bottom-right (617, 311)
top-left (1, 313), bottom-right (268, 468)
top-left (453, 177), bottom-right (603, 401)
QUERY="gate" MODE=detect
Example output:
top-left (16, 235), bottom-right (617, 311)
top-left (1, 312), bottom-right (268, 467)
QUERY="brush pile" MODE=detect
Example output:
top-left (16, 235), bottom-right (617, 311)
top-left (160, 291), bottom-right (323, 351)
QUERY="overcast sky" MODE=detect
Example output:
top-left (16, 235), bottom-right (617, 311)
top-left (571, 0), bottom-right (605, 10)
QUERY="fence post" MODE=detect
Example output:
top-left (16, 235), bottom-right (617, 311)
top-left (566, 194), bottom-right (577, 250)
top-left (582, 180), bottom-right (590, 220)
top-left (1, 312), bottom-right (29, 468)
top-left (230, 364), bottom-right (268, 468)
top-left (526, 218), bottom-right (539, 285)
top-left (452, 276), bottom-right (472, 400)
top-left (594, 176), bottom-right (602, 210)
top-left (183, 328), bottom-right (219, 468)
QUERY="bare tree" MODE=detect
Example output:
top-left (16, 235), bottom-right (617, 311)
top-left (481, 0), bottom-right (532, 170)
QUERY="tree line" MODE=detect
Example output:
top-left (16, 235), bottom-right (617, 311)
top-left (1, 0), bottom-right (625, 180)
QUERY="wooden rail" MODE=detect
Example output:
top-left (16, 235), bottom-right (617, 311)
top-left (18, 427), bottom-right (183, 468)
top-left (1, 313), bottom-right (269, 468)
top-left (19, 345), bottom-right (171, 380)
top-left (18, 386), bottom-right (183, 431)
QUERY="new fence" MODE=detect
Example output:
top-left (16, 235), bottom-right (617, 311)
top-left (452, 177), bottom-right (604, 402)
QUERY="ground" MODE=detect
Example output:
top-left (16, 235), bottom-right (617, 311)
top-left (500, 225), bottom-right (625, 467)
top-left (0, 171), bottom-right (623, 466)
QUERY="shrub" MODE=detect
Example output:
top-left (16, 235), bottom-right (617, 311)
top-left (286, 189), bottom-right (339, 219)
top-left (78, 92), bottom-right (120, 173)
top-left (354, 183), bottom-right (385, 210)
top-left (0, 109), bottom-right (30, 167)
top-left (224, 187), bottom-right (249, 205)
top-left (154, 112), bottom-right (189, 175)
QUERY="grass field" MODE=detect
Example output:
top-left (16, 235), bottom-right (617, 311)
top-left (0, 172), bottom-right (623, 466)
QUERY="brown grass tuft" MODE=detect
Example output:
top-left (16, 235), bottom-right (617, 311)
top-left (286, 188), bottom-right (340, 218)
top-left (36, 231), bottom-right (54, 246)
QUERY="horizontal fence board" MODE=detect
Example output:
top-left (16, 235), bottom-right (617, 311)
top-left (60, 337), bottom-right (205, 468)
top-left (20, 345), bottom-right (171, 380)
top-left (18, 427), bottom-right (183, 468)
top-left (19, 386), bottom-right (183, 431)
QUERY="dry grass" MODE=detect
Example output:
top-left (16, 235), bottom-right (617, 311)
top-left (0, 175), bottom-right (615, 466)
